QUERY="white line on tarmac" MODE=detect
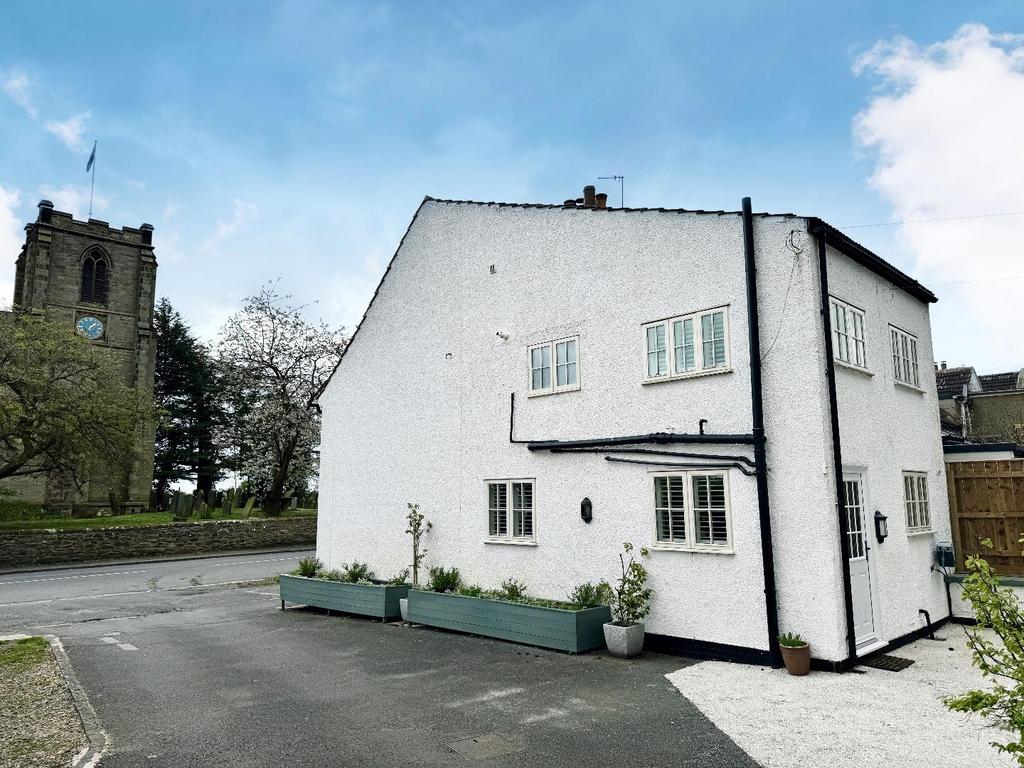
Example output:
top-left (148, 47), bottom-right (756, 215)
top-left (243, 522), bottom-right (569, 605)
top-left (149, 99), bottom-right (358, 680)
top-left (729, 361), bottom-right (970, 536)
top-left (0, 569), bottom-right (148, 586)
top-left (0, 578), bottom-right (275, 608)
top-left (210, 555), bottom-right (306, 568)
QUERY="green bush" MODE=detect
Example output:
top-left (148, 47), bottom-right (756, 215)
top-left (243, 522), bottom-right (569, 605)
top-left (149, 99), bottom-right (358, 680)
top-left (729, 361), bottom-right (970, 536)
top-left (293, 557), bottom-right (322, 578)
top-left (609, 542), bottom-right (653, 626)
top-left (494, 578), bottom-right (529, 602)
top-left (945, 539), bottom-right (1024, 765)
top-left (387, 568), bottom-right (411, 586)
top-left (340, 561), bottom-right (375, 583)
top-left (568, 581), bottom-right (614, 609)
top-left (426, 566), bottom-right (461, 593)
top-left (778, 632), bottom-right (806, 648)
top-left (457, 584), bottom-right (485, 597)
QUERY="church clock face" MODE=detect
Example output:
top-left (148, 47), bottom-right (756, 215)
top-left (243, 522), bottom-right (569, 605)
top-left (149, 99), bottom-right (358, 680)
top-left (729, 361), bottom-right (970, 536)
top-left (75, 315), bottom-right (104, 340)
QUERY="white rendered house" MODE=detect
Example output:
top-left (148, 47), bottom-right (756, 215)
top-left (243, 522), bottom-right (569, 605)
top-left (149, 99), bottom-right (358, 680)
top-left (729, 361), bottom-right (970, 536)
top-left (317, 188), bottom-right (951, 669)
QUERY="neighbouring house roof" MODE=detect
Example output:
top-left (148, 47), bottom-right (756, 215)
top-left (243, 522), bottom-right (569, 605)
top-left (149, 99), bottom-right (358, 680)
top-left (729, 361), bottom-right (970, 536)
top-left (979, 371), bottom-right (1023, 392)
top-left (943, 441), bottom-right (1024, 458)
top-left (320, 195), bottom-right (939, 396)
top-left (935, 366), bottom-right (977, 400)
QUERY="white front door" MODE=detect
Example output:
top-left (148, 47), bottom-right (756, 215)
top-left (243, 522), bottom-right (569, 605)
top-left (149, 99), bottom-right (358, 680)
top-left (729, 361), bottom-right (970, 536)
top-left (844, 473), bottom-right (877, 648)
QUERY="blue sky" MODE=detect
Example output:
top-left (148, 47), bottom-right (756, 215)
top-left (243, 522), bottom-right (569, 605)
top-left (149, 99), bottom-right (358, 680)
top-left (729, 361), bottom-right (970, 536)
top-left (1, 2), bottom-right (1022, 370)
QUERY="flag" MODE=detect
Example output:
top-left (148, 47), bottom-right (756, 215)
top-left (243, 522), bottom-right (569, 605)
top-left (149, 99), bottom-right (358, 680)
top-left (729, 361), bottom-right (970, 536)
top-left (86, 141), bottom-right (96, 172)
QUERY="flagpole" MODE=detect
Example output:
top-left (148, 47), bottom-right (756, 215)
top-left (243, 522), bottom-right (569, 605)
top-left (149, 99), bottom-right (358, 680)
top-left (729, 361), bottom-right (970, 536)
top-left (87, 141), bottom-right (96, 218)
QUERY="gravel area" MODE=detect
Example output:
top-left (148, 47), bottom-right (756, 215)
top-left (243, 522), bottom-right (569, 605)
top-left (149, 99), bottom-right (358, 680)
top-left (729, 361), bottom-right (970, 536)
top-left (666, 629), bottom-right (1013, 768)
top-left (0, 637), bottom-right (87, 768)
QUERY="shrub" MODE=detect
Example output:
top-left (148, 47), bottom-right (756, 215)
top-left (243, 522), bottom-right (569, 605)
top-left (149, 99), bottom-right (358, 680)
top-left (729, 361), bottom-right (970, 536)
top-left (568, 581), bottom-right (614, 609)
top-left (457, 584), bottom-right (485, 597)
top-left (778, 632), bottom-right (806, 648)
top-left (340, 561), bottom-right (375, 584)
top-left (318, 569), bottom-right (345, 581)
top-left (426, 566), bottom-right (461, 593)
top-left (294, 557), bottom-right (322, 578)
top-left (945, 539), bottom-right (1024, 765)
top-left (494, 578), bottom-right (529, 603)
top-left (610, 542), bottom-right (653, 626)
top-left (387, 568), bottom-right (410, 586)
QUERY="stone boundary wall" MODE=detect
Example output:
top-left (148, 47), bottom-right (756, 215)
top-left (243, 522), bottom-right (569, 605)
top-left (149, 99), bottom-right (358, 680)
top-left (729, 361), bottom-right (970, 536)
top-left (0, 516), bottom-right (316, 569)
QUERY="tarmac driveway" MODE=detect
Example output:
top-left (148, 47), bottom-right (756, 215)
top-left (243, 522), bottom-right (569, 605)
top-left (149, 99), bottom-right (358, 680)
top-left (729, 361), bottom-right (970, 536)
top-left (8, 573), bottom-right (758, 767)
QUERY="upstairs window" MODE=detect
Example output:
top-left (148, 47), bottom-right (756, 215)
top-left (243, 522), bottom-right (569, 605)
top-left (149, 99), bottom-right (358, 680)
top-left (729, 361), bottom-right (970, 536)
top-left (529, 337), bottom-right (579, 395)
top-left (645, 306), bottom-right (730, 382)
top-left (830, 297), bottom-right (867, 369)
top-left (80, 250), bottom-right (110, 305)
top-left (903, 472), bottom-right (931, 533)
top-left (487, 479), bottom-right (535, 543)
top-left (890, 326), bottom-right (920, 387)
top-left (653, 470), bottom-right (732, 552)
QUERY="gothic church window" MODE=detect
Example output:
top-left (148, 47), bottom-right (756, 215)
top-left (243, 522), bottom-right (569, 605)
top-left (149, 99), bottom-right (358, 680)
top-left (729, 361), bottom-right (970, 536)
top-left (81, 250), bottom-right (110, 305)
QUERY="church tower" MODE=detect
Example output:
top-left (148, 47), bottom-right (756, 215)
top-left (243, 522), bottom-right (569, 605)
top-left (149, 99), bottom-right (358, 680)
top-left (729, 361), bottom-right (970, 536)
top-left (12, 200), bottom-right (158, 512)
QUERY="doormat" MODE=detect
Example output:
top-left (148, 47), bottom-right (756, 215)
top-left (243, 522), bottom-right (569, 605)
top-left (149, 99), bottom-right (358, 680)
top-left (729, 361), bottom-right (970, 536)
top-left (860, 654), bottom-right (915, 672)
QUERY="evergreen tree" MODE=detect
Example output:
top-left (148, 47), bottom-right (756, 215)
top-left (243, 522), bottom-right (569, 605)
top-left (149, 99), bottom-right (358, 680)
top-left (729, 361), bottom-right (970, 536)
top-left (152, 299), bottom-right (225, 506)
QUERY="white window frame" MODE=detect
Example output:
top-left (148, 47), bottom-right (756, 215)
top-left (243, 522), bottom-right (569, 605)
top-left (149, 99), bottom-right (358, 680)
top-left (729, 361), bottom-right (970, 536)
top-left (890, 325), bottom-right (920, 388)
top-left (643, 306), bottom-right (731, 383)
top-left (650, 469), bottom-right (733, 553)
top-left (830, 296), bottom-right (867, 370)
top-left (528, 336), bottom-right (580, 396)
top-left (484, 478), bottom-right (537, 545)
top-left (903, 471), bottom-right (932, 534)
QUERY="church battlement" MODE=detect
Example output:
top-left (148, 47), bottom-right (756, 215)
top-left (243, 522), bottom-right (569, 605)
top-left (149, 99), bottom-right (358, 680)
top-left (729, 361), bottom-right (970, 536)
top-left (29, 199), bottom-right (155, 247)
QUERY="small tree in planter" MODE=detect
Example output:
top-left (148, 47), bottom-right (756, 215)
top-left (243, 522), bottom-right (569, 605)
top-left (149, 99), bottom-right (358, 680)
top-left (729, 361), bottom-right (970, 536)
top-left (400, 503), bottom-right (432, 621)
top-left (603, 542), bottom-right (653, 658)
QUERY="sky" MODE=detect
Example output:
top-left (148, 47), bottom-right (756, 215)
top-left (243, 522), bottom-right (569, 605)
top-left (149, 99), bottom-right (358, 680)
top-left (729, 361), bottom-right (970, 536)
top-left (1, 1), bottom-right (1022, 372)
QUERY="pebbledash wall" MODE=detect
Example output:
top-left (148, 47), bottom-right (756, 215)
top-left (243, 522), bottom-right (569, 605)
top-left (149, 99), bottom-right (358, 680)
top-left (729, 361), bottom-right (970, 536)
top-left (0, 517), bottom-right (316, 569)
top-left (316, 199), bottom-right (949, 664)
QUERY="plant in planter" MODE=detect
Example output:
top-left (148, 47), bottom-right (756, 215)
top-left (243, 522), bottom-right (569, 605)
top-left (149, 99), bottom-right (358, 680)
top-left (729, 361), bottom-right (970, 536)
top-left (426, 565), bottom-right (462, 593)
top-left (400, 503), bottom-right (433, 621)
top-left (603, 542), bottom-right (652, 658)
top-left (294, 557), bottom-right (322, 578)
top-left (339, 561), bottom-right (375, 584)
top-left (778, 631), bottom-right (810, 676)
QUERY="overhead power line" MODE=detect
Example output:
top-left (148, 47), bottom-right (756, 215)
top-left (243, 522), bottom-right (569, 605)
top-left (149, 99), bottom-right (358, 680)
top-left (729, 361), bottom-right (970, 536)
top-left (838, 210), bottom-right (1024, 230)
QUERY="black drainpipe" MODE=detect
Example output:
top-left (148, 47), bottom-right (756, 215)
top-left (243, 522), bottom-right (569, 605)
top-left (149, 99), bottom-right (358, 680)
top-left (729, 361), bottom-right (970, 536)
top-left (811, 222), bottom-right (859, 666)
top-left (742, 197), bottom-right (782, 669)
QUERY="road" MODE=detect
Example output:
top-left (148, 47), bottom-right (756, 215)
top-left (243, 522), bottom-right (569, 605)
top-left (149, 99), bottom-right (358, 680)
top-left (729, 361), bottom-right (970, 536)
top-left (0, 550), bottom-right (313, 631)
top-left (0, 550), bottom-right (755, 768)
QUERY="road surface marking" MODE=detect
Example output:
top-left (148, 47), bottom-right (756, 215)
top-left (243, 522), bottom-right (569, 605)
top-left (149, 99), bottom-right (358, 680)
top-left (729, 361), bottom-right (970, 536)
top-left (0, 569), bottom-right (148, 586)
top-left (211, 555), bottom-right (308, 568)
top-left (0, 578), bottom-right (282, 607)
top-left (116, 642), bottom-right (138, 651)
top-left (99, 636), bottom-right (119, 644)
top-left (447, 688), bottom-right (525, 708)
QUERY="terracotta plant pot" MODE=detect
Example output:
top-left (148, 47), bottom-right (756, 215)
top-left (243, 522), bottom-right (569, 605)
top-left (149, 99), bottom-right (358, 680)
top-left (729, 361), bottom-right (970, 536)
top-left (780, 643), bottom-right (810, 676)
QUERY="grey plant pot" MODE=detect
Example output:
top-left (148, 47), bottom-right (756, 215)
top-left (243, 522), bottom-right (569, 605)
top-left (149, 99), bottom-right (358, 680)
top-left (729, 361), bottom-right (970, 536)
top-left (603, 622), bottom-right (645, 658)
top-left (399, 597), bottom-right (409, 622)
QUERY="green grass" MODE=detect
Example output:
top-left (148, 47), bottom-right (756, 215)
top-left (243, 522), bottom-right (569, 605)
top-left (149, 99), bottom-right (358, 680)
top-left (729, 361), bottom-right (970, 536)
top-left (0, 507), bottom-right (317, 531)
top-left (0, 637), bottom-right (49, 667)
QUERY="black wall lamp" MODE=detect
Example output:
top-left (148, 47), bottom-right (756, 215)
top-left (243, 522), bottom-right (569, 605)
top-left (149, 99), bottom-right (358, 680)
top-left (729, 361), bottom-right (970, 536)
top-left (580, 497), bottom-right (593, 523)
top-left (874, 510), bottom-right (888, 543)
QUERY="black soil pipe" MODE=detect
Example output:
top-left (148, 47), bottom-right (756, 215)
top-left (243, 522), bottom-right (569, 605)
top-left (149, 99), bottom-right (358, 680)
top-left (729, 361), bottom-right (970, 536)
top-left (811, 224), bottom-right (859, 665)
top-left (742, 197), bottom-right (782, 668)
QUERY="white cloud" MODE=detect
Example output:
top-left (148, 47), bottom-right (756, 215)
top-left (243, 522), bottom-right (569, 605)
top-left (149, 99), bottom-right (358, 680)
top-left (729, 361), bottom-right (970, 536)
top-left (43, 111), bottom-right (91, 151)
top-left (204, 199), bottom-right (257, 250)
top-left (40, 183), bottom-right (108, 220)
top-left (0, 185), bottom-right (23, 309)
top-left (854, 23), bottom-right (1024, 371)
top-left (1, 71), bottom-right (37, 119)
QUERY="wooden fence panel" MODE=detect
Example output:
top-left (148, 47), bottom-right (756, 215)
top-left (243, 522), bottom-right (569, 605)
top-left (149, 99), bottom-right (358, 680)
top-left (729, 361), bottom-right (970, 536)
top-left (947, 460), bottom-right (1024, 575)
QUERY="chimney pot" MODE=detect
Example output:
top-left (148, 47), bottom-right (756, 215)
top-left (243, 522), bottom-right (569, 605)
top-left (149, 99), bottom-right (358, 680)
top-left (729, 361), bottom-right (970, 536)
top-left (563, 199), bottom-right (577, 208)
top-left (583, 185), bottom-right (596, 207)
top-left (595, 192), bottom-right (608, 209)
top-left (941, 361), bottom-right (947, 370)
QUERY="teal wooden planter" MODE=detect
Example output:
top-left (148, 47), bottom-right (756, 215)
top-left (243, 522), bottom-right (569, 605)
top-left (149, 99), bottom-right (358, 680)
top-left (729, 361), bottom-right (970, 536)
top-left (406, 589), bottom-right (610, 653)
top-left (279, 574), bottom-right (410, 620)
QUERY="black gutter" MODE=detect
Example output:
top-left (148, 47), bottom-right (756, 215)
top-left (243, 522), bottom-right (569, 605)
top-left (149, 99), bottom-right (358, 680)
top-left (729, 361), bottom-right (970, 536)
top-left (551, 446), bottom-right (757, 468)
top-left (810, 222), bottom-right (859, 666)
top-left (527, 432), bottom-right (755, 450)
top-left (604, 457), bottom-right (757, 477)
top-left (742, 197), bottom-right (782, 668)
